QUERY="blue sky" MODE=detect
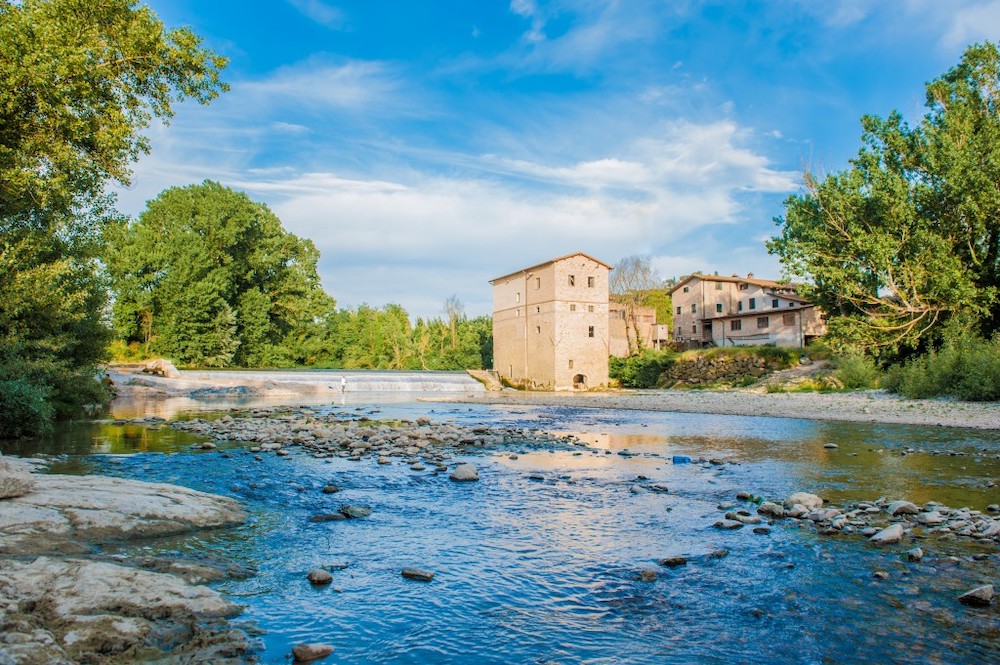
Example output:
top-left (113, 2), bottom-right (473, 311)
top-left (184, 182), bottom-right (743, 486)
top-left (117, 0), bottom-right (1000, 319)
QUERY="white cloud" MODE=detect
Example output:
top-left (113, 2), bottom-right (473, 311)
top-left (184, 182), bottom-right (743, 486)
top-left (934, 0), bottom-right (1000, 49)
top-left (286, 0), bottom-right (345, 28)
top-left (242, 60), bottom-right (406, 112)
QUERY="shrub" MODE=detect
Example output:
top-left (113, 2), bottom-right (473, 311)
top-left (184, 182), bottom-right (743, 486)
top-left (0, 378), bottom-right (54, 438)
top-left (609, 350), bottom-right (676, 388)
top-left (834, 352), bottom-right (881, 389)
top-left (886, 330), bottom-right (1000, 401)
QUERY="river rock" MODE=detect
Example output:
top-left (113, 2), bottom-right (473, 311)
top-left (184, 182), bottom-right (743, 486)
top-left (293, 643), bottom-right (335, 662)
top-left (916, 510), bottom-right (945, 525)
top-left (786, 492), bottom-right (823, 510)
top-left (658, 556), bottom-right (689, 568)
top-left (887, 500), bottom-right (920, 516)
top-left (907, 547), bottom-right (924, 562)
top-left (450, 464), bottom-right (479, 482)
top-left (142, 358), bottom-right (181, 379)
top-left (758, 502), bottom-right (785, 518)
top-left (869, 523), bottom-right (905, 545)
top-left (957, 585), bottom-right (994, 607)
top-left (307, 569), bottom-right (333, 586)
top-left (339, 504), bottom-right (372, 519)
top-left (0, 459), bottom-right (35, 499)
top-left (401, 567), bottom-right (434, 582)
top-left (0, 557), bottom-right (246, 664)
top-left (0, 471), bottom-right (246, 556)
top-left (713, 519), bottom-right (744, 530)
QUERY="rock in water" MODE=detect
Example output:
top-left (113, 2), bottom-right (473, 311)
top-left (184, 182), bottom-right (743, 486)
top-left (293, 643), bottom-right (335, 662)
top-left (339, 504), bottom-right (372, 519)
top-left (401, 568), bottom-right (435, 582)
top-left (958, 585), bottom-right (994, 607)
top-left (450, 464), bottom-right (479, 482)
top-left (307, 569), bottom-right (333, 586)
top-left (907, 547), bottom-right (924, 562)
top-left (786, 492), bottom-right (823, 510)
top-left (758, 502), bottom-right (785, 518)
top-left (869, 523), bottom-right (905, 545)
top-left (657, 556), bottom-right (689, 568)
top-left (886, 500), bottom-right (920, 516)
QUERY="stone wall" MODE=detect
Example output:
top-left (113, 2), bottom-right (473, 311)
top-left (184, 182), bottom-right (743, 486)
top-left (659, 355), bottom-right (770, 387)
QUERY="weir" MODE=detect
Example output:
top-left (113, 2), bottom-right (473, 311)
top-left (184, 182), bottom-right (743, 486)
top-left (177, 369), bottom-right (486, 393)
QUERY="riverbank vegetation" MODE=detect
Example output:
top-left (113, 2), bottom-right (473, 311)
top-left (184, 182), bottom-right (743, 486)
top-left (0, 0), bottom-right (228, 436)
top-left (768, 41), bottom-right (1000, 401)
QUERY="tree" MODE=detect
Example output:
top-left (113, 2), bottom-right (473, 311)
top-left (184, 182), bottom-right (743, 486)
top-left (769, 42), bottom-right (1000, 354)
top-left (106, 182), bottom-right (336, 367)
top-left (610, 255), bottom-right (661, 354)
top-left (0, 0), bottom-right (226, 430)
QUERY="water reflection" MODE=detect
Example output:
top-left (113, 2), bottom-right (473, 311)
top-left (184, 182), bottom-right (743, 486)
top-left (4, 399), bottom-right (999, 664)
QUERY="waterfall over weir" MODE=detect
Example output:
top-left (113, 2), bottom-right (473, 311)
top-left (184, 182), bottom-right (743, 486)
top-left (178, 369), bottom-right (486, 393)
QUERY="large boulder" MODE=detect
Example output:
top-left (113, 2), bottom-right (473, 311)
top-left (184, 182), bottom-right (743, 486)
top-left (0, 472), bottom-right (246, 556)
top-left (142, 358), bottom-right (181, 379)
top-left (0, 458), bottom-right (34, 499)
top-left (0, 557), bottom-right (247, 664)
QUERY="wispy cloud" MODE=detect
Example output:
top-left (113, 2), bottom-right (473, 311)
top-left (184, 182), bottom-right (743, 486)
top-left (286, 0), bottom-right (345, 28)
top-left (241, 59), bottom-right (405, 112)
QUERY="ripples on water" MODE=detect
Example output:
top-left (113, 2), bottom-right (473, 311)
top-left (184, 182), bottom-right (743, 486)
top-left (12, 401), bottom-right (1000, 664)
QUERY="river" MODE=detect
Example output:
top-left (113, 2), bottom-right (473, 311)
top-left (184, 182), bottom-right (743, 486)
top-left (6, 379), bottom-right (999, 664)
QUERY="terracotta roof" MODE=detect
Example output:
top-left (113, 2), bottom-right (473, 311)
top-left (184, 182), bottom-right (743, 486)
top-left (489, 252), bottom-right (613, 283)
top-left (668, 272), bottom-right (795, 294)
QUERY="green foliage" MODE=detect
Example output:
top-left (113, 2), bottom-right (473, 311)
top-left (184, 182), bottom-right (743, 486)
top-left (106, 182), bottom-right (335, 367)
top-left (769, 42), bottom-right (1000, 354)
top-left (0, 0), bottom-right (226, 433)
top-left (0, 378), bottom-right (53, 438)
top-left (833, 352), bottom-right (881, 390)
top-left (318, 303), bottom-right (492, 371)
top-left (609, 350), bottom-right (677, 388)
top-left (884, 328), bottom-right (1000, 401)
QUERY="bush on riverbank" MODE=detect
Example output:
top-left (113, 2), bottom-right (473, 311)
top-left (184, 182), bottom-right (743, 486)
top-left (609, 350), bottom-right (677, 388)
top-left (883, 331), bottom-right (1000, 401)
top-left (833, 352), bottom-right (881, 389)
top-left (0, 378), bottom-right (54, 438)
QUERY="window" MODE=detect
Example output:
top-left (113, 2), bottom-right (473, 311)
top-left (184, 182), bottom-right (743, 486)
top-left (772, 299), bottom-right (779, 308)
top-left (676, 327), bottom-right (681, 337)
top-left (568, 359), bottom-right (574, 369)
top-left (570, 304), bottom-right (576, 312)
top-left (516, 308), bottom-right (520, 317)
top-left (536, 306), bottom-right (540, 313)
top-left (516, 292), bottom-right (520, 303)
top-left (536, 277), bottom-right (541, 289)
top-left (738, 283), bottom-right (749, 291)
top-left (716, 303), bottom-right (723, 313)
top-left (691, 304), bottom-right (697, 313)
top-left (588, 326), bottom-right (595, 338)
top-left (536, 326), bottom-right (541, 334)
top-left (738, 301), bottom-right (743, 312)
top-left (676, 306), bottom-right (682, 315)
top-left (783, 313), bottom-right (795, 326)
top-left (788, 302), bottom-right (795, 307)
top-left (757, 316), bottom-right (769, 329)
top-left (716, 282), bottom-right (723, 290)
top-left (683, 286), bottom-right (689, 293)
top-left (730, 320), bottom-right (742, 331)
top-left (568, 275), bottom-right (575, 286)
top-left (749, 298), bottom-right (756, 310)
top-left (587, 276), bottom-right (595, 287)
top-left (692, 324), bottom-right (697, 334)
top-left (588, 305), bottom-right (594, 312)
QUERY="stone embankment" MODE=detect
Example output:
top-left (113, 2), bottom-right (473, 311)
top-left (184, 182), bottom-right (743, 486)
top-left (660, 355), bottom-right (775, 387)
top-left (169, 407), bottom-right (583, 468)
top-left (0, 457), bottom-right (252, 664)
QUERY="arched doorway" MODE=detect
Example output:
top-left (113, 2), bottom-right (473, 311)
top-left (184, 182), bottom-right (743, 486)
top-left (573, 374), bottom-right (587, 390)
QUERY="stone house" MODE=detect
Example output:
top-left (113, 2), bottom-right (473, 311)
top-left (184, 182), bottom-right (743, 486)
top-left (669, 273), bottom-right (826, 348)
top-left (608, 299), bottom-right (664, 356)
top-left (490, 253), bottom-right (613, 390)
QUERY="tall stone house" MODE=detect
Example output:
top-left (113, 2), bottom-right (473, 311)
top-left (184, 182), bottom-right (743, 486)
top-left (491, 253), bottom-right (613, 390)
top-left (670, 273), bottom-right (827, 348)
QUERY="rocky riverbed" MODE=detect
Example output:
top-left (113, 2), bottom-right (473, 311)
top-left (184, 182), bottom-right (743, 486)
top-left (0, 457), bottom-right (252, 664)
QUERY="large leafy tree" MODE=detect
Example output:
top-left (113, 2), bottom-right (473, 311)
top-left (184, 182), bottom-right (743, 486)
top-left (769, 42), bottom-right (1000, 353)
top-left (107, 181), bottom-right (336, 367)
top-left (0, 0), bottom-right (226, 430)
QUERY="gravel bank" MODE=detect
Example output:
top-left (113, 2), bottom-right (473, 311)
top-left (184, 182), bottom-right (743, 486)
top-left (433, 389), bottom-right (1000, 430)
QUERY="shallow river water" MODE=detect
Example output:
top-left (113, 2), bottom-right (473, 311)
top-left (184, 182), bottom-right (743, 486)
top-left (7, 396), bottom-right (1000, 664)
